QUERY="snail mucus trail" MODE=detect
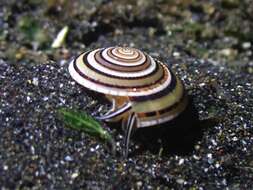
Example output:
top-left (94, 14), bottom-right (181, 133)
top-left (69, 46), bottom-right (188, 157)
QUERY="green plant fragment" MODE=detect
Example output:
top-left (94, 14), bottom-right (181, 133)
top-left (58, 108), bottom-right (112, 142)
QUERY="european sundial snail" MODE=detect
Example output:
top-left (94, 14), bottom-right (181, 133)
top-left (68, 46), bottom-right (188, 156)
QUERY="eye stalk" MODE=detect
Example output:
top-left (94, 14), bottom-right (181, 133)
top-left (96, 102), bottom-right (132, 121)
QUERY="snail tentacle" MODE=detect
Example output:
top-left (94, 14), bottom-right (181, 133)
top-left (123, 112), bottom-right (137, 157)
top-left (96, 102), bottom-right (132, 121)
top-left (106, 98), bottom-right (116, 114)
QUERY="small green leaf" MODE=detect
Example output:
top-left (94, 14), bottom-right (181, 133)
top-left (58, 108), bottom-right (110, 140)
top-left (58, 108), bottom-right (115, 154)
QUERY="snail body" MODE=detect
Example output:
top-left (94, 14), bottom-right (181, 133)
top-left (69, 47), bottom-right (188, 156)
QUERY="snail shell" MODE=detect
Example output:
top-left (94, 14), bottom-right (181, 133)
top-left (69, 46), bottom-right (188, 128)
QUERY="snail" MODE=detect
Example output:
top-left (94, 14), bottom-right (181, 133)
top-left (69, 46), bottom-right (188, 156)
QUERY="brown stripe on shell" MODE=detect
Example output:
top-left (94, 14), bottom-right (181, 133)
top-left (127, 64), bottom-right (170, 92)
top-left (107, 47), bottom-right (143, 62)
top-left (137, 99), bottom-right (188, 127)
top-left (112, 47), bottom-right (140, 60)
top-left (129, 70), bottom-right (177, 102)
top-left (83, 51), bottom-right (160, 80)
top-left (101, 48), bottom-right (147, 67)
top-left (115, 47), bottom-right (135, 56)
top-left (136, 91), bottom-right (187, 119)
top-left (73, 55), bottom-right (170, 90)
top-left (95, 49), bottom-right (151, 72)
top-left (137, 94), bottom-right (188, 126)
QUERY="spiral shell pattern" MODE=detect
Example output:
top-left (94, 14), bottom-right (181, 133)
top-left (69, 47), bottom-right (188, 127)
top-left (69, 47), bottom-right (173, 97)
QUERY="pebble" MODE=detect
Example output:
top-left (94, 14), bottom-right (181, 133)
top-left (32, 77), bottom-right (39, 86)
top-left (136, 181), bottom-right (143, 187)
top-left (64, 155), bottom-right (73, 161)
top-left (71, 172), bottom-right (79, 179)
top-left (242, 42), bottom-right (251, 49)
top-left (220, 48), bottom-right (237, 57)
top-left (178, 158), bottom-right (185, 165)
top-left (207, 153), bottom-right (214, 164)
top-left (3, 165), bottom-right (8, 170)
top-left (176, 178), bottom-right (185, 184)
top-left (173, 52), bottom-right (180, 57)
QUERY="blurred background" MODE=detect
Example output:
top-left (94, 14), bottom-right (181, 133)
top-left (0, 0), bottom-right (252, 72)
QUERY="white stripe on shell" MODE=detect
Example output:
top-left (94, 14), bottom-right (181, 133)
top-left (102, 47), bottom-right (146, 66)
top-left (138, 112), bottom-right (180, 128)
top-left (86, 49), bottom-right (157, 78)
top-left (69, 60), bottom-right (171, 97)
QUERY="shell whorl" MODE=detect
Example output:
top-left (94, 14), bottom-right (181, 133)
top-left (69, 47), bottom-right (174, 97)
top-left (69, 46), bottom-right (188, 128)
